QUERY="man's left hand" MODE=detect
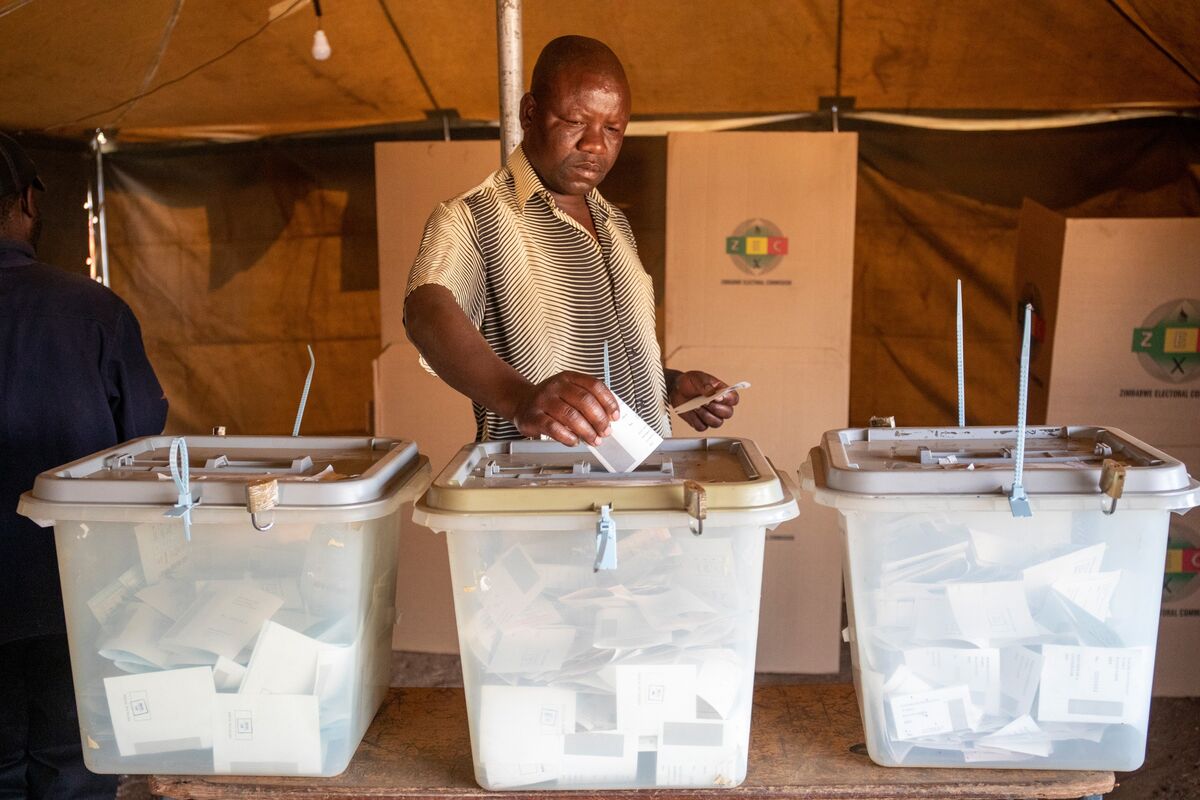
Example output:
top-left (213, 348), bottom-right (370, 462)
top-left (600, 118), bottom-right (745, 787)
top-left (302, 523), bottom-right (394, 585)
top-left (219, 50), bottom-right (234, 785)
top-left (668, 370), bottom-right (739, 431)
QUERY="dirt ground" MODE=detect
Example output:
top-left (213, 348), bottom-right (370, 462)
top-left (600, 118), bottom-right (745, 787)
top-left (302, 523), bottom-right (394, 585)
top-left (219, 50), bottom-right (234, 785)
top-left (117, 648), bottom-right (1196, 799)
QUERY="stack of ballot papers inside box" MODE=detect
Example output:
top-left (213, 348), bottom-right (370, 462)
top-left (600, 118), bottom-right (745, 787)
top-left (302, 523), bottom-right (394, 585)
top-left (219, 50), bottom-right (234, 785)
top-left (86, 521), bottom-right (388, 775)
top-left (459, 529), bottom-right (759, 789)
top-left (855, 514), bottom-right (1152, 765)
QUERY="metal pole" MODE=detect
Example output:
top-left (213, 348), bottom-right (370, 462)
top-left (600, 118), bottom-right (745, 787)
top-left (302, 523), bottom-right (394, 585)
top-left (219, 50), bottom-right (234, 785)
top-left (496, 0), bottom-right (523, 165)
top-left (92, 130), bottom-right (111, 287)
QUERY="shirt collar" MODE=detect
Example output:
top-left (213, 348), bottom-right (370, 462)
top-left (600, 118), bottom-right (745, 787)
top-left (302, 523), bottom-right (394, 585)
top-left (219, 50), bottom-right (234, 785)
top-left (0, 238), bottom-right (36, 269)
top-left (510, 144), bottom-right (613, 222)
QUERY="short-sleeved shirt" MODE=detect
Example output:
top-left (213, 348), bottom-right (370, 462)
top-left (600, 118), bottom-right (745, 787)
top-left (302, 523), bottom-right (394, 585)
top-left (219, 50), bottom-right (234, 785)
top-left (0, 239), bottom-right (168, 644)
top-left (406, 145), bottom-right (669, 441)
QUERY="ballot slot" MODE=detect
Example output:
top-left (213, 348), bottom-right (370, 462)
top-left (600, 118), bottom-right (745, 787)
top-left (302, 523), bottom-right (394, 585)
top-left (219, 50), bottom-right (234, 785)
top-left (804, 425), bottom-right (1200, 772)
top-left (17, 436), bottom-right (431, 778)
top-left (414, 436), bottom-right (797, 790)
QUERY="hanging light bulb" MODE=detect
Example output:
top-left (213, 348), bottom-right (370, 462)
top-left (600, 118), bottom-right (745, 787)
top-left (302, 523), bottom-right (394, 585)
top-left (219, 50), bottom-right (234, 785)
top-left (310, 0), bottom-right (330, 60)
top-left (312, 28), bottom-right (331, 60)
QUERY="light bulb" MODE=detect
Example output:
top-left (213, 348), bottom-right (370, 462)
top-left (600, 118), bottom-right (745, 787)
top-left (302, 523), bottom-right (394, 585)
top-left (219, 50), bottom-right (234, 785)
top-left (312, 29), bottom-right (331, 60)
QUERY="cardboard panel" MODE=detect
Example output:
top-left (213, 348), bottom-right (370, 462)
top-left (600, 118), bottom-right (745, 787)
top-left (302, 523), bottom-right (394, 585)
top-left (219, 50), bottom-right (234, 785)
top-left (665, 346), bottom-right (848, 674)
top-left (375, 141), bottom-right (497, 654)
top-left (1042, 214), bottom-right (1200, 447)
top-left (664, 132), bottom-right (856, 353)
top-left (665, 132), bottom-right (857, 673)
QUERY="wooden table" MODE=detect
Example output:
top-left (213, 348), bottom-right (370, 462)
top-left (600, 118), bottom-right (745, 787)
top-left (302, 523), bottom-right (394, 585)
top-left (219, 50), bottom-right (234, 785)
top-left (150, 684), bottom-right (1114, 799)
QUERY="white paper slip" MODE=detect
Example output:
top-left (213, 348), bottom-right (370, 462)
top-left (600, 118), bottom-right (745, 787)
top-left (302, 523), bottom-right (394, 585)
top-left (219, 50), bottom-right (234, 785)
top-left (889, 685), bottom-right (979, 741)
top-left (1050, 571), bottom-right (1121, 621)
top-left (212, 693), bottom-right (322, 775)
top-left (213, 656), bottom-right (247, 691)
top-left (479, 686), bottom-right (574, 787)
top-left (239, 621), bottom-right (323, 695)
top-left (134, 523), bottom-right (189, 583)
top-left (1036, 644), bottom-right (1150, 725)
top-left (880, 541), bottom-right (970, 585)
top-left (912, 593), bottom-right (964, 643)
top-left (593, 607), bottom-right (673, 650)
top-left (1022, 543), bottom-right (1107, 595)
top-left (696, 651), bottom-right (742, 719)
top-left (616, 664), bottom-right (697, 736)
top-left (98, 602), bottom-right (178, 670)
top-left (678, 538), bottom-right (739, 608)
top-left (999, 646), bottom-right (1043, 718)
top-left (477, 545), bottom-right (546, 626)
top-left (631, 585), bottom-right (717, 632)
top-left (903, 647), bottom-right (1001, 715)
top-left (559, 732), bottom-right (639, 785)
top-left (963, 747), bottom-right (1039, 763)
top-left (945, 582), bottom-right (1041, 645)
top-left (671, 381), bottom-right (750, 414)
top-left (135, 579), bottom-right (194, 621)
top-left (87, 565), bottom-right (145, 625)
top-left (104, 666), bottom-right (215, 756)
top-left (589, 395), bottom-right (662, 473)
top-left (487, 626), bottom-right (576, 675)
top-left (560, 584), bottom-right (635, 609)
top-left (882, 664), bottom-right (934, 697)
top-left (655, 721), bottom-right (739, 787)
top-left (161, 584), bottom-right (283, 661)
top-left (1042, 592), bottom-right (1123, 648)
top-left (977, 714), bottom-right (1053, 757)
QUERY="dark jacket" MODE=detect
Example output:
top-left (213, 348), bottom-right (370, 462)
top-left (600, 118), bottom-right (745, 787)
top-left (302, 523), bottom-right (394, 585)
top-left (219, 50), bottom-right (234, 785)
top-left (0, 239), bottom-right (167, 643)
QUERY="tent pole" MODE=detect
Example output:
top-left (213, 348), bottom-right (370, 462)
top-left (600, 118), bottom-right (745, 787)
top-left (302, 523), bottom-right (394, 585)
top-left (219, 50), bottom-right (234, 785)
top-left (496, 0), bottom-right (523, 165)
top-left (91, 130), bottom-right (111, 287)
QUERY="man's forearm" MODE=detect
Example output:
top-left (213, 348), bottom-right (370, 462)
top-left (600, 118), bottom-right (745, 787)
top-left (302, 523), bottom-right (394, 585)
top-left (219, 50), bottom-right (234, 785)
top-left (404, 284), bottom-right (532, 420)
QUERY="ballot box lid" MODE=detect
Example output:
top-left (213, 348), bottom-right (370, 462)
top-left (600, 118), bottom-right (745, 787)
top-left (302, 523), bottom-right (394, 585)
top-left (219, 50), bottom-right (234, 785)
top-left (811, 425), bottom-right (1197, 502)
top-left (24, 435), bottom-right (425, 508)
top-left (418, 437), bottom-right (794, 516)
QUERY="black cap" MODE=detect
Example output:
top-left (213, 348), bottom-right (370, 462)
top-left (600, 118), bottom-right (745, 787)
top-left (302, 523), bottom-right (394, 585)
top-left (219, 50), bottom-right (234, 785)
top-left (0, 132), bottom-right (45, 196)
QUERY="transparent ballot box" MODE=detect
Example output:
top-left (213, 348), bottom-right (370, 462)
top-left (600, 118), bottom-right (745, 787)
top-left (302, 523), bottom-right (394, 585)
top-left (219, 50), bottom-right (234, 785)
top-left (802, 426), bottom-right (1200, 771)
top-left (18, 435), bottom-right (430, 776)
top-left (412, 438), bottom-right (798, 790)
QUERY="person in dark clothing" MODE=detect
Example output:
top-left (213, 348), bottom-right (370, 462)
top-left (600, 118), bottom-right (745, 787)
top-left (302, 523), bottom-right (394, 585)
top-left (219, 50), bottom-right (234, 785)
top-left (0, 133), bottom-right (168, 799)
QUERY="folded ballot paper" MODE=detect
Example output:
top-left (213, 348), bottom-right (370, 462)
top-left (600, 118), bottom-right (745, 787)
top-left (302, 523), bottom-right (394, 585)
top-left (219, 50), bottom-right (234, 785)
top-left (588, 395), bottom-right (662, 473)
top-left (861, 520), bottom-right (1150, 763)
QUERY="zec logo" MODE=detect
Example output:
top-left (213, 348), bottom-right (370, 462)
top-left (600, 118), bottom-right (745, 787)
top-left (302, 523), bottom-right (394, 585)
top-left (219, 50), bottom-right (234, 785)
top-left (725, 219), bottom-right (788, 276)
top-left (1131, 298), bottom-right (1200, 383)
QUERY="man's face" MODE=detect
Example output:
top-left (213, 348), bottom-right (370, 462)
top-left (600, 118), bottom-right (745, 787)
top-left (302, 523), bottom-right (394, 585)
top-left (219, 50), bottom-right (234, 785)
top-left (520, 68), bottom-right (630, 197)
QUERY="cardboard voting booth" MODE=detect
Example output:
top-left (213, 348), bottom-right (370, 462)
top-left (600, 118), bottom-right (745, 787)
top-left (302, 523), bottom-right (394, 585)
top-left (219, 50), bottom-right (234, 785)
top-left (665, 131), bottom-right (858, 672)
top-left (1014, 200), bottom-right (1200, 695)
top-left (374, 141), bottom-right (495, 653)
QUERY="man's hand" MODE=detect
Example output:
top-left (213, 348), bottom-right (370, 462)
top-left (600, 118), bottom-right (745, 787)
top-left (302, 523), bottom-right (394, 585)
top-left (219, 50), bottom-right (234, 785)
top-left (513, 371), bottom-right (620, 446)
top-left (667, 370), bottom-right (739, 431)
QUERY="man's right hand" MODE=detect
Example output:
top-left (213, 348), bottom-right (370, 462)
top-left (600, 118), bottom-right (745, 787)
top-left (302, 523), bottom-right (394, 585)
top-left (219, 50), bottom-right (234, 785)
top-left (512, 371), bottom-right (620, 447)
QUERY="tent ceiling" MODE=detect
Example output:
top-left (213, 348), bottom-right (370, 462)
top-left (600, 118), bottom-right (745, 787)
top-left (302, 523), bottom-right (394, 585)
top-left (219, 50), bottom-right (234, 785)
top-left (1, 0), bottom-right (1197, 142)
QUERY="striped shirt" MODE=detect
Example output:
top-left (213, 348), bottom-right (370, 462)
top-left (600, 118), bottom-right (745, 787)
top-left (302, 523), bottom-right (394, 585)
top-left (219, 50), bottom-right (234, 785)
top-left (407, 145), bottom-right (669, 442)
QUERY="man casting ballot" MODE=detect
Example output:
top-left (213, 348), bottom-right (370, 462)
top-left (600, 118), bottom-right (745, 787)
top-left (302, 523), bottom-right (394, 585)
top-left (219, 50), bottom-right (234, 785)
top-left (404, 35), bottom-right (739, 449)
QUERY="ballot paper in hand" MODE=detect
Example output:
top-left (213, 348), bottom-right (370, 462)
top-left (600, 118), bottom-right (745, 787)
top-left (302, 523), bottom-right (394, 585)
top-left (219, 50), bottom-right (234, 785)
top-left (212, 693), bottom-right (322, 775)
top-left (104, 666), bottom-right (215, 756)
top-left (588, 396), bottom-right (662, 473)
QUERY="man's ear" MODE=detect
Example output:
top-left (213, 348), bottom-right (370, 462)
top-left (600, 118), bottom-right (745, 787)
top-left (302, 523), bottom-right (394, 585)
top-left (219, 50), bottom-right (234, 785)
top-left (19, 185), bottom-right (35, 217)
top-left (518, 92), bottom-right (536, 133)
